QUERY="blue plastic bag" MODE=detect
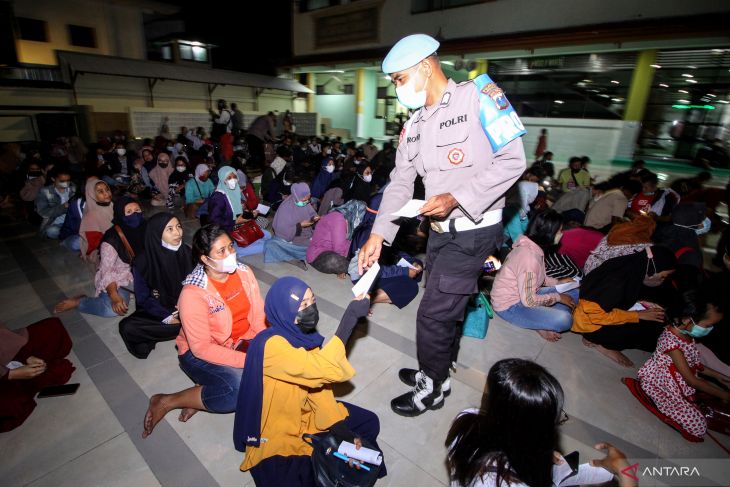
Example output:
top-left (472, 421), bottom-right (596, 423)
top-left (463, 292), bottom-right (493, 339)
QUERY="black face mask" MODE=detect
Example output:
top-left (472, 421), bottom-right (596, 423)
top-left (159, 163), bottom-right (169, 168)
top-left (96, 200), bottom-right (111, 207)
top-left (295, 303), bottom-right (319, 333)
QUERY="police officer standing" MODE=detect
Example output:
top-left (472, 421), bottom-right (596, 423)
top-left (358, 34), bottom-right (527, 417)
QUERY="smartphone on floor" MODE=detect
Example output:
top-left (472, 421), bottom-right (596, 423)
top-left (37, 383), bottom-right (80, 398)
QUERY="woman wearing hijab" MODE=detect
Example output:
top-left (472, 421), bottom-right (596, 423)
top-left (142, 224), bottom-right (266, 438)
top-left (306, 200), bottom-right (366, 277)
top-left (185, 163), bottom-right (215, 221)
top-left (166, 156), bottom-right (191, 209)
top-left (233, 277), bottom-right (385, 486)
top-left (78, 177), bottom-right (114, 263)
top-left (208, 166), bottom-right (271, 259)
top-left (119, 213), bottom-right (194, 359)
top-left (310, 157), bottom-right (336, 200)
top-left (573, 245), bottom-right (677, 367)
top-left (343, 163), bottom-right (374, 203)
top-left (584, 215), bottom-right (656, 275)
top-left (149, 152), bottom-right (174, 207)
top-left (54, 196), bottom-right (146, 317)
top-left (264, 182), bottom-right (318, 269)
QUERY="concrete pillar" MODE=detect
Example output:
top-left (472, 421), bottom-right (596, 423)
top-left (468, 59), bottom-right (488, 80)
top-left (624, 50), bottom-right (657, 122)
top-left (356, 68), bottom-right (366, 139)
top-left (306, 73), bottom-right (315, 113)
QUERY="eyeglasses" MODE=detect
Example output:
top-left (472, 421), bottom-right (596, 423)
top-left (558, 409), bottom-right (569, 425)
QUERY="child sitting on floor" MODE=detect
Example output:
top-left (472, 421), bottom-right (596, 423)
top-left (635, 299), bottom-right (730, 442)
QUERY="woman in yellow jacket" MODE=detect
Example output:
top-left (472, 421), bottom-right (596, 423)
top-left (234, 276), bottom-right (386, 486)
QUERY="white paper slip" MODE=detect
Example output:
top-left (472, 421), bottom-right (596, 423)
top-left (392, 199), bottom-right (426, 218)
top-left (396, 258), bottom-right (417, 269)
top-left (555, 279), bottom-right (580, 293)
top-left (6, 361), bottom-right (24, 370)
top-left (352, 262), bottom-right (380, 296)
top-left (337, 441), bottom-right (383, 466)
top-left (629, 302), bottom-right (646, 311)
top-left (556, 463), bottom-right (614, 487)
top-left (162, 312), bottom-right (179, 325)
top-left (256, 204), bottom-right (270, 216)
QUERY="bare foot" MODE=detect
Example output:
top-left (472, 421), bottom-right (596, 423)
top-left (582, 337), bottom-right (598, 348)
top-left (178, 408), bottom-right (199, 422)
top-left (54, 295), bottom-right (84, 313)
top-left (367, 308), bottom-right (374, 318)
top-left (593, 345), bottom-right (634, 367)
top-left (143, 394), bottom-right (170, 438)
top-left (537, 330), bottom-right (561, 342)
top-left (337, 273), bottom-right (347, 280)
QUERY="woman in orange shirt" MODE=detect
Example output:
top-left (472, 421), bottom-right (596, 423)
top-left (142, 224), bottom-right (266, 438)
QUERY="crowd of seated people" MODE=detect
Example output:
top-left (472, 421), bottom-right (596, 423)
top-left (3, 118), bottom-right (730, 484)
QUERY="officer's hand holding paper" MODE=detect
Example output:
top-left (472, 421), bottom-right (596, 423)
top-left (352, 262), bottom-right (380, 297)
top-left (392, 199), bottom-right (426, 218)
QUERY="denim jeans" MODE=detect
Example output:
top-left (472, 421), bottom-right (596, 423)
top-left (235, 230), bottom-right (272, 259)
top-left (78, 288), bottom-right (131, 318)
top-left (43, 224), bottom-right (62, 240)
top-left (60, 235), bottom-right (81, 252)
top-left (263, 236), bottom-right (308, 263)
top-left (178, 350), bottom-right (242, 413)
top-left (495, 287), bottom-right (580, 333)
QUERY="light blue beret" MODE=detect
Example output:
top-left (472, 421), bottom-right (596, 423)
top-left (382, 34), bottom-right (440, 74)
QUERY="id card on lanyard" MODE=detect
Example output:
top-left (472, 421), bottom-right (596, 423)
top-left (473, 74), bottom-right (526, 153)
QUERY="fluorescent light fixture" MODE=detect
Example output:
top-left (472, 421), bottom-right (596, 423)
top-left (686, 79), bottom-right (698, 84)
top-left (672, 104), bottom-right (715, 110)
top-left (681, 73), bottom-right (693, 78)
top-left (650, 64), bottom-right (661, 69)
top-left (582, 79), bottom-right (592, 83)
top-left (712, 49), bottom-right (724, 53)
top-left (659, 83), bottom-right (669, 88)
top-left (383, 76), bottom-right (391, 81)
top-left (678, 89), bottom-right (689, 93)
top-left (678, 99), bottom-right (690, 103)
top-left (442, 61), bottom-right (455, 66)
top-left (554, 100), bottom-right (564, 104)
top-left (688, 65), bottom-right (697, 69)
top-left (610, 80), bottom-right (620, 84)
top-left (706, 94), bottom-right (716, 97)
top-left (599, 94), bottom-right (610, 98)
top-left (612, 98), bottom-right (623, 102)
top-left (719, 100), bottom-right (730, 104)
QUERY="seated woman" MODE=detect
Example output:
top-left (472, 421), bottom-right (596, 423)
top-left (35, 165), bottom-right (77, 240)
top-left (185, 163), bottom-right (215, 222)
top-left (573, 245), bottom-right (677, 367)
top-left (54, 196), bottom-right (146, 317)
top-left (166, 156), bottom-right (191, 209)
top-left (208, 166), bottom-right (271, 259)
top-left (491, 210), bottom-right (579, 342)
top-left (119, 213), bottom-right (194, 359)
top-left (148, 152), bottom-right (174, 207)
top-left (264, 182), bottom-right (319, 269)
top-left (142, 224), bottom-right (266, 438)
top-left (318, 185), bottom-right (344, 217)
top-left (583, 214), bottom-right (656, 275)
top-left (306, 200), bottom-right (366, 278)
top-left (78, 177), bottom-right (114, 263)
top-left (310, 157), bottom-right (336, 200)
top-left (343, 163), bottom-right (374, 203)
top-left (234, 277), bottom-right (385, 486)
top-left (0, 317), bottom-right (75, 432)
top-left (446, 358), bottom-right (635, 487)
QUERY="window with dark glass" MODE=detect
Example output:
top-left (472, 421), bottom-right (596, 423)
top-left (68, 24), bottom-right (96, 48)
top-left (17, 17), bottom-right (48, 42)
top-left (412, 0), bottom-right (489, 14)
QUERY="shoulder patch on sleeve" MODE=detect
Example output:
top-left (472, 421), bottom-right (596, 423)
top-left (473, 74), bottom-right (526, 153)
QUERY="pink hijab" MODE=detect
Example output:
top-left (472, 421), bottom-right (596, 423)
top-left (79, 177), bottom-right (114, 258)
top-left (148, 152), bottom-right (174, 197)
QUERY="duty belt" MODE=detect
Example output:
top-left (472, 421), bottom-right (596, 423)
top-left (430, 209), bottom-right (503, 234)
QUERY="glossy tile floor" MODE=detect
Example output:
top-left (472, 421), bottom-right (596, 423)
top-left (1, 210), bottom-right (728, 487)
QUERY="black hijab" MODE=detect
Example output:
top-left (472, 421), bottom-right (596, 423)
top-left (580, 245), bottom-right (677, 312)
top-left (102, 196), bottom-right (146, 264)
top-left (134, 212), bottom-right (193, 310)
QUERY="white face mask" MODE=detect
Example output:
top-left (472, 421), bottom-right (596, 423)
top-left (176, 166), bottom-right (186, 173)
top-left (324, 148), bottom-right (331, 155)
top-left (116, 148), bottom-right (126, 156)
top-left (207, 253), bottom-right (237, 274)
top-left (161, 239), bottom-right (182, 251)
top-left (57, 181), bottom-right (69, 189)
top-left (207, 151), bottom-right (213, 157)
top-left (98, 154), bottom-right (105, 161)
top-left (363, 174), bottom-right (373, 183)
top-left (325, 165), bottom-right (335, 173)
top-left (226, 179), bottom-right (238, 190)
top-left (395, 66), bottom-right (428, 110)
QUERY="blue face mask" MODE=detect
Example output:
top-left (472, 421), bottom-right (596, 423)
top-left (123, 212), bottom-right (144, 228)
top-left (680, 324), bottom-right (713, 338)
top-left (295, 200), bottom-right (308, 207)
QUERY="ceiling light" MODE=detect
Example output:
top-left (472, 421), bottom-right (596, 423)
top-left (383, 76), bottom-right (391, 81)
top-left (706, 94), bottom-right (716, 98)
top-left (650, 64), bottom-right (661, 69)
top-left (442, 61), bottom-right (454, 66)
top-left (678, 99), bottom-right (690, 103)
top-left (688, 65), bottom-right (697, 69)
top-left (582, 79), bottom-right (592, 83)
top-left (611, 98), bottom-right (623, 102)
top-left (686, 79), bottom-right (698, 84)
top-left (678, 89), bottom-right (689, 93)
top-left (659, 83), bottom-right (669, 88)
top-left (719, 100), bottom-right (730, 104)
top-left (554, 100), bottom-right (564, 104)
top-left (681, 74), bottom-right (693, 78)
top-left (610, 80), bottom-right (620, 84)
top-left (712, 49), bottom-right (724, 53)
top-left (599, 94), bottom-right (610, 98)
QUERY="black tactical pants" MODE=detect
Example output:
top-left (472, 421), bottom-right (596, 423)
top-left (416, 223), bottom-right (502, 383)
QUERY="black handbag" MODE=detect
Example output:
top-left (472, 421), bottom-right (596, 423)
top-left (303, 433), bottom-right (382, 487)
